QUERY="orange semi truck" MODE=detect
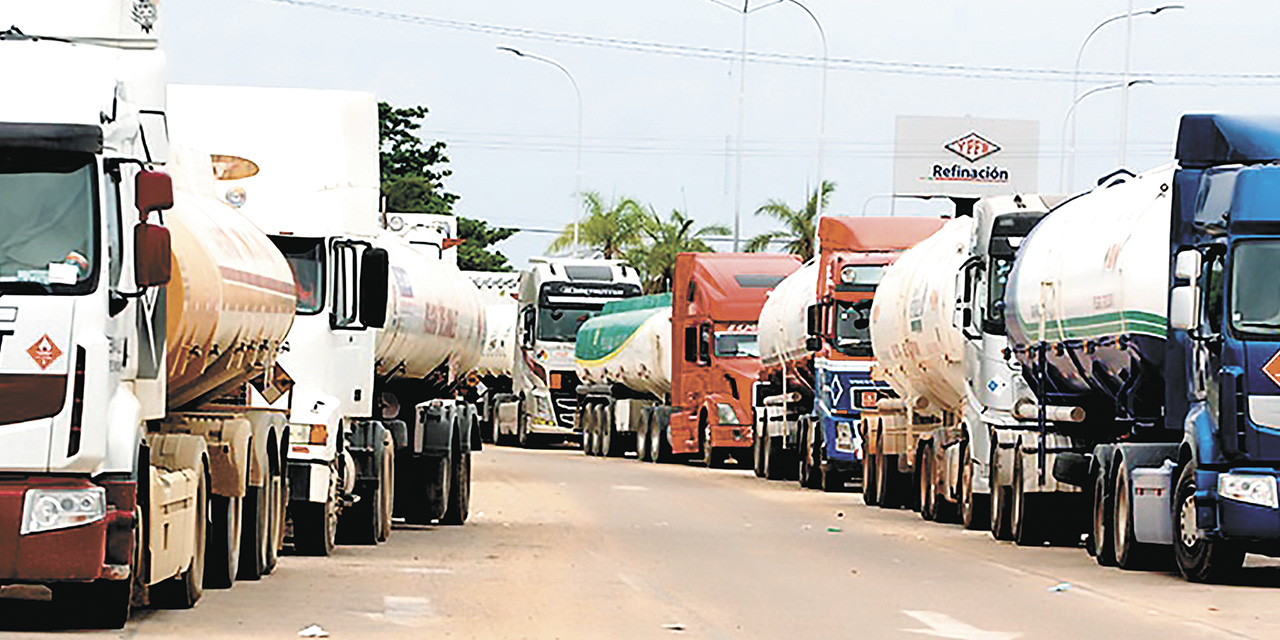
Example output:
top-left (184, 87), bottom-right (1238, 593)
top-left (753, 217), bottom-right (946, 488)
top-left (575, 252), bottom-right (800, 466)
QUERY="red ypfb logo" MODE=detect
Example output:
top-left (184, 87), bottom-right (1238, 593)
top-left (27, 334), bottom-right (62, 370)
top-left (945, 132), bottom-right (1000, 163)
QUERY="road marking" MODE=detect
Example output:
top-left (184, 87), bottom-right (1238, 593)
top-left (903, 610), bottom-right (1021, 640)
top-left (399, 567), bottom-right (454, 575)
top-left (382, 596), bottom-right (435, 626)
top-left (612, 485), bottom-right (650, 491)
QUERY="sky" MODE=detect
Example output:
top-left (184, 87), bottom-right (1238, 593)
top-left (161, 0), bottom-right (1280, 269)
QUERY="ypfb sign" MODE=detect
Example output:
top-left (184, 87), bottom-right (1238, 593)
top-left (894, 116), bottom-right (1039, 198)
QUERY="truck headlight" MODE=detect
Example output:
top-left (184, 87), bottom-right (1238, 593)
top-left (834, 421), bottom-right (855, 452)
top-left (840, 266), bottom-right (857, 284)
top-left (1219, 473), bottom-right (1279, 509)
top-left (716, 403), bottom-right (740, 426)
top-left (21, 488), bottom-right (106, 535)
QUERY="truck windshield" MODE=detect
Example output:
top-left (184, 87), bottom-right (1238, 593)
top-left (835, 299), bottom-right (874, 357)
top-left (1231, 241), bottom-right (1280, 334)
top-left (538, 306), bottom-right (597, 342)
top-left (715, 333), bottom-right (759, 358)
top-left (0, 150), bottom-right (97, 294)
top-left (271, 236), bottom-right (324, 315)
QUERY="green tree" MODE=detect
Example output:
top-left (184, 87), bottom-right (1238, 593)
top-left (378, 101), bottom-right (515, 271)
top-left (547, 191), bottom-right (647, 259)
top-left (628, 208), bottom-right (729, 293)
top-left (744, 180), bottom-right (835, 261)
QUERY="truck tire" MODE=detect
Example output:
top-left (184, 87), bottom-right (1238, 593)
top-left (919, 446), bottom-right (936, 521)
top-left (1088, 467), bottom-right (1116, 565)
top-left (517, 409), bottom-right (533, 449)
top-left (862, 435), bottom-right (880, 506)
top-left (150, 467), bottom-right (206, 609)
top-left (602, 405), bottom-right (620, 458)
top-left (1113, 467), bottom-right (1167, 569)
top-left (397, 453), bottom-right (450, 525)
top-left (292, 495), bottom-right (338, 556)
top-left (237, 485), bottom-right (269, 580)
top-left (379, 432), bottom-right (395, 542)
top-left (651, 412), bottom-right (671, 463)
top-left (266, 446), bottom-right (287, 574)
top-left (441, 445), bottom-right (471, 525)
top-left (337, 481), bottom-right (382, 545)
top-left (799, 417), bottom-right (821, 489)
top-left (762, 435), bottom-right (784, 480)
top-left (637, 409), bottom-right (652, 462)
top-left (876, 445), bottom-right (902, 509)
top-left (1012, 457), bottom-right (1045, 546)
top-left (204, 493), bottom-right (242, 589)
top-left (989, 449), bottom-right (1013, 541)
top-left (960, 443), bottom-right (988, 530)
top-left (701, 415), bottom-right (724, 468)
top-left (1174, 461), bottom-right (1245, 583)
top-left (752, 423), bottom-right (766, 477)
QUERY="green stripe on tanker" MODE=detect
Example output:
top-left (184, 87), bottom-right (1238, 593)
top-left (575, 293), bottom-right (671, 364)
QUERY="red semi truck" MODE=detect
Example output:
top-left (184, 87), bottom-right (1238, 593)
top-left (575, 252), bottom-right (801, 466)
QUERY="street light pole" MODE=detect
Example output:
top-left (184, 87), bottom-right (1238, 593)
top-left (1063, 3), bottom-right (1183, 190)
top-left (498, 46), bottom-right (584, 252)
top-left (1059, 79), bottom-right (1153, 190)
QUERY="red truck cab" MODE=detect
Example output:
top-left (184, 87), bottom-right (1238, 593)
top-left (669, 252), bottom-right (801, 465)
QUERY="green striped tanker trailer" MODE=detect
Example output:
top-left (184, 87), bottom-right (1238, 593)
top-left (575, 294), bottom-right (673, 458)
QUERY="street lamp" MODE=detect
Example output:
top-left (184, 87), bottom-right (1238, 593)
top-left (1059, 79), bottom-right (1154, 192)
top-left (1063, 3), bottom-right (1183, 189)
top-left (498, 45), bottom-right (584, 252)
top-left (702, 0), bottom-right (826, 252)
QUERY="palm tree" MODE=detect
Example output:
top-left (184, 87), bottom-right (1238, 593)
top-left (744, 180), bottom-right (835, 261)
top-left (628, 208), bottom-right (730, 293)
top-left (547, 191), bottom-right (647, 259)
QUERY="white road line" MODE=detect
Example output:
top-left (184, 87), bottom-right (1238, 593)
top-left (611, 484), bottom-right (650, 491)
top-left (903, 610), bottom-right (1021, 640)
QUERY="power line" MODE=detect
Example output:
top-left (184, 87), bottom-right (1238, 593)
top-left (257, 0), bottom-right (1280, 86)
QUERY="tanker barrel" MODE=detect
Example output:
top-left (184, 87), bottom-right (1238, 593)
top-left (876, 396), bottom-right (929, 413)
top-left (1012, 401), bottom-right (1086, 423)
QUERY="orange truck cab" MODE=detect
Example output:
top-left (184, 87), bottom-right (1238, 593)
top-left (574, 252), bottom-right (800, 466)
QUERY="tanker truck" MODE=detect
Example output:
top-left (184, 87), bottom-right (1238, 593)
top-left (464, 271), bottom-right (520, 444)
top-left (508, 257), bottom-right (642, 447)
top-left (753, 217), bottom-right (944, 489)
top-left (167, 85), bottom-right (396, 553)
top-left (864, 197), bottom-right (1064, 538)
top-left (1003, 114), bottom-right (1280, 582)
top-left (0, 3), bottom-right (295, 627)
top-left (576, 252), bottom-right (800, 466)
top-left (371, 230), bottom-right (486, 529)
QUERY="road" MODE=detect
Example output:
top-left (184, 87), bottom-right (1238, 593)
top-left (3, 445), bottom-right (1280, 639)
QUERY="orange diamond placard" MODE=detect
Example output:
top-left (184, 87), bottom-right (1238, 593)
top-left (1263, 350), bottom-right (1280, 389)
top-left (27, 334), bottom-right (62, 370)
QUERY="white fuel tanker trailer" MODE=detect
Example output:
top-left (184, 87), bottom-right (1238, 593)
top-left (465, 271), bottom-right (520, 443)
top-left (373, 232), bottom-right (486, 528)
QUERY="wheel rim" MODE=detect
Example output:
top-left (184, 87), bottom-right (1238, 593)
top-left (1179, 493), bottom-right (1198, 548)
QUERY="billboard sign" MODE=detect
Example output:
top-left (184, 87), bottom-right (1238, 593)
top-left (894, 116), bottom-right (1039, 198)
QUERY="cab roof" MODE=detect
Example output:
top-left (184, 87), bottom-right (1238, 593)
top-left (674, 252), bottom-right (801, 323)
top-left (819, 216), bottom-right (947, 252)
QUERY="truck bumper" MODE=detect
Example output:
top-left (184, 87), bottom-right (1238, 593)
top-left (710, 424), bottom-right (752, 449)
top-left (0, 477), bottom-right (133, 583)
top-left (1198, 468), bottom-right (1280, 541)
top-left (822, 413), bottom-right (862, 465)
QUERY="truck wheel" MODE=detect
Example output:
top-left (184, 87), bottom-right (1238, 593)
top-left (581, 407), bottom-right (595, 456)
top-left (602, 406), bottom-right (618, 458)
top-left (1088, 467), bottom-right (1116, 565)
top-left (379, 433), bottom-right (395, 542)
top-left (337, 481), bottom-right (381, 545)
top-left (204, 493), bottom-right (243, 589)
top-left (990, 449), bottom-right (1013, 541)
top-left (237, 485), bottom-right (269, 580)
top-left (1174, 461), bottom-right (1245, 583)
top-left (960, 443), bottom-right (988, 530)
top-left (919, 446), bottom-right (936, 521)
top-left (637, 409), bottom-right (652, 462)
top-left (265, 462), bottom-right (284, 573)
top-left (763, 435), bottom-right (783, 480)
top-left (292, 495), bottom-right (338, 556)
top-left (862, 437), bottom-right (880, 506)
top-left (1012, 457), bottom-right (1045, 546)
top-left (752, 423), bottom-right (766, 477)
top-left (799, 418), bottom-right (820, 489)
top-left (150, 467), bottom-right (207, 609)
top-left (651, 413), bottom-right (670, 464)
top-left (517, 409), bottom-right (533, 449)
top-left (1113, 467), bottom-right (1167, 569)
top-left (876, 447), bottom-right (901, 509)
top-left (820, 458), bottom-right (844, 493)
top-left (442, 447), bottom-right (471, 525)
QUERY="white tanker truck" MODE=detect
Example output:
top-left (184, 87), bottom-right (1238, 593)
top-left (0, 3), bottom-right (295, 627)
top-left (465, 271), bottom-right (520, 444)
top-left (865, 196), bottom-right (1072, 543)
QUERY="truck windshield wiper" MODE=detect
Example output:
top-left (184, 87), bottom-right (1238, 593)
top-left (0, 281), bottom-right (54, 296)
top-left (1238, 321), bottom-right (1280, 330)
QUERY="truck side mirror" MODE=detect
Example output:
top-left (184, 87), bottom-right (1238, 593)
top-left (805, 304), bottom-right (821, 336)
top-left (135, 170), bottom-right (174, 216)
top-left (1170, 285), bottom-right (1198, 331)
top-left (359, 248), bottom-right (390, 328)
top-left (133, 223), bottom-right (172, 288)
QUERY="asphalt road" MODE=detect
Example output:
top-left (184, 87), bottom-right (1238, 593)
top-left (3, 445), bottom-right (1280, 639)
